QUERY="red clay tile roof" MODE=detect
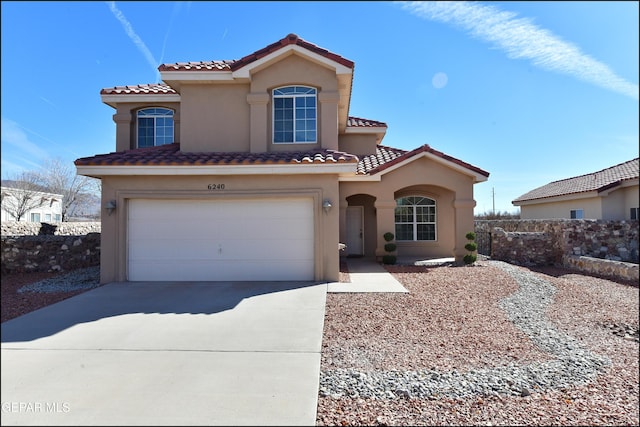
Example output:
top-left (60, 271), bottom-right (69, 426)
top-left (358, 144), bottom-right (490, 177)
top-left (158, 33), bottom-right (354, 72)
top-left (74, 143), bottom-right (359, 167)
top-left (347, 117), bottom-right (387, 128)
top-left (513, 158), bottom-right (639, 203)
top-left (100, 83), bottom-right (178, 95)
top-left (357, 145), bottom-right (407, 174)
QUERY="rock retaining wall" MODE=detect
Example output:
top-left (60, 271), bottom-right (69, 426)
top-left (1, 222), bottom-right (101, 274)
top-left (475, 219), bottom-right (639, 282)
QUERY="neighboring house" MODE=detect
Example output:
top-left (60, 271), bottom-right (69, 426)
top-left (1, 186), bottom-right (63, 223)
top-left (512, 158), bottom-right (639, 220)
top-left (75, 34), bottom-right (489, 283)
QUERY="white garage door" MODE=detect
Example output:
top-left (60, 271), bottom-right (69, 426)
top-left (128, 198), bottom-right (315, 281)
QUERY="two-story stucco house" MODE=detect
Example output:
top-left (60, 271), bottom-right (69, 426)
top-left (512, 158), bottom-right (639, 220)
top-left (75, 34), bottom-right (489, 284)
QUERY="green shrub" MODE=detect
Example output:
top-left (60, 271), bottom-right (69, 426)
top-left (382, 254), bottom-right (397, 265)
top-left (464, 242), bottom-right (478, 252)
top-left (384, 243), bottom-right (397, 252)
top-left (463, 254), bottom-right (477, 265)
top-left (383, 232), bottom-right (395, 242)
top-left (463, 230), bottom-right (477, 266)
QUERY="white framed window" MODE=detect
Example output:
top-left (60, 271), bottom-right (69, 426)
top-left (395, 196), bottom-right (436, 241)
top-left (570, 209), bottom-right (584, 219)
top-left (631, 207), bottom-right (639, 220)
top-left (45, 213), bottom-right (52, 222)
top-left (272, 86), bottom-right (316, 143)
top-left (137, 107), bottom-right (174, 148)
top-left (30, 212), bottom-right (41, 222)
top-left (54, 214), bottom-right (61, 222)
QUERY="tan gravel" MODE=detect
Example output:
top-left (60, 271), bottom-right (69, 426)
top-left (318, 261), bottom-right (639, 426)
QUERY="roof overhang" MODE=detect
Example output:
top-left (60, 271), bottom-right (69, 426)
top-left (76, 163), bottom-right (358, 178)
top-left (101, 94), bottom-right (181, 109)
top-left (512, 191), bottom-right (600, 206)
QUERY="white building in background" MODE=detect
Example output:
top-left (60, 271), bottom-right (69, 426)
top-left (0, 186), bottom-right (64, 222)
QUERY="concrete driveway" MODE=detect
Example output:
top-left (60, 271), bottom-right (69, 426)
top-left (1, 280), bottom-right (327, 426)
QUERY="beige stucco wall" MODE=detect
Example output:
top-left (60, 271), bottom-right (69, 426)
top-left (340, 155), bottom-right (477, 262)
top-left (179, 84), bottom-right (251, 152)
top-left (99, 173), bottom-right (340, 284)
top-left (339, 134), bottom-right (378, 156)
top-left (519, 184), bottom-right (638, 220)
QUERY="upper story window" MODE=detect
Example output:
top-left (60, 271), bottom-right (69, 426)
top-left (273, 86), bottom-right (316, 144)
top-left (395, 196), bottom-right (437, 241)
top-left (137, 108), bottom-right (174, 148)
top-left (570, 209), bottom-right (583, 219)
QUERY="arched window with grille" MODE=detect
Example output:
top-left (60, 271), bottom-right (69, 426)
top-left (272, 86), bottom-right (316, 144)
top-left (137, 107), bottom-right (174, 148)
top-left (394, 196), bottom-right (437, 241)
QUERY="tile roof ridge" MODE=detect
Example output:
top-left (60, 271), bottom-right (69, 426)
top-left (545, 157), bottom-right (639, 185)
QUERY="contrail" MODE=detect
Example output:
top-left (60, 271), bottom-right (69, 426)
top-left (400, 1), bottom-right (638, 100)
top-left (106, 1), bottom-right (160, 82)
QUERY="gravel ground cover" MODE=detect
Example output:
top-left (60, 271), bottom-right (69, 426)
top-left (318, 260), bottom-right (639, 426)
top-left (2, 261), bottom-right (637, 426)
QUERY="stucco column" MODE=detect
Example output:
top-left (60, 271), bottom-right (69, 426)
top-left (338, 196), bottom-right (348, 251)
top-left (113, 111), bottom-right (131, 151)
top-left (318, 90), bottom-right (339, 150)
top-left (374, 199), bottom-right (397, 260)
top-left (453, 198), bottom-right (476, 264)
top-left (247, 92), bottom-right (269, 153)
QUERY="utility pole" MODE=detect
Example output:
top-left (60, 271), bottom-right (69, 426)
top-left (492, 187), bottom-right (495, 216)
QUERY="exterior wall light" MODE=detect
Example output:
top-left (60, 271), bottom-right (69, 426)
top-left (105, 200), bottom-right (116, 216)
top-left (322, 199), bottom-right (332, 214)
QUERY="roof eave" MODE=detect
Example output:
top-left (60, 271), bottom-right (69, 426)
top-left (76, 163), bottom-right (358, 177)
top-left (101, 93), bottom-right (181, 108)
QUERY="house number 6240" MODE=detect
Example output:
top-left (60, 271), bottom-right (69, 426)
top-left (207, 184), bottom-right (225, 190)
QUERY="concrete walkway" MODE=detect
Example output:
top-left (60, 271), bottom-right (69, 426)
top-left (327, 257), bottom-right (409, 293)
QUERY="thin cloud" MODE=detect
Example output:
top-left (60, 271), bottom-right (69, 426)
top-left (40, 97), bottom-right (58, 109)
top-left (106, 1), bottom-right (160, 82)
top-left (159, 2), bottom-right (183, 65)
top-left (1, 118), bottom-right (50, 161)
top-left (400, 1), bottom-right (639, 100)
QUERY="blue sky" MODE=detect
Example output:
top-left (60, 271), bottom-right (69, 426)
top-left (1, 1), bottom-right (638, 214)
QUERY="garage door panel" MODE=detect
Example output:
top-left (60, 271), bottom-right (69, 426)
top-left (128, 198), bottom-right (315, 281)
top-left (216, 218), bottom-right (313, 240)
top-left (128, 260), bottom-right (312, 282)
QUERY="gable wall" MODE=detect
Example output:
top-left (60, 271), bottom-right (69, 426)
top-left (251, 54), bottom-right (340, 152)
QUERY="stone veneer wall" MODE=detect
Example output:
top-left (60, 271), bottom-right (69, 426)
top-left (475, 219), bottom-right (639, 282)
top-left (1, 222), bottom-right (101, 274)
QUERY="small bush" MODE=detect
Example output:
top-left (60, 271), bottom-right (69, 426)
top-left (384, 243), bottom-right (397, 252)
top-left (464, 254), bottom-right (477, 265)
top-left (465, 231), bottom-right (476, 241)
top-left (383, 232), bottom-right (395, 242)
top-left (382, 254), bottom-right (397, 265)
top-left (464, 242), bottom-right (478, 252)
